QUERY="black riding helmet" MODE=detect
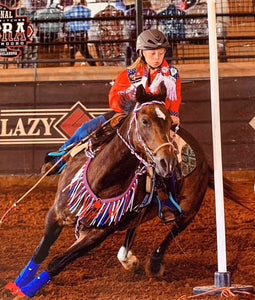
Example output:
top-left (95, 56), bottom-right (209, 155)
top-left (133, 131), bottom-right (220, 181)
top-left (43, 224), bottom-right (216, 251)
top-left (136, 29), bottom-right (170, 52)
top-left (136, 29), bottom-right (170, 69)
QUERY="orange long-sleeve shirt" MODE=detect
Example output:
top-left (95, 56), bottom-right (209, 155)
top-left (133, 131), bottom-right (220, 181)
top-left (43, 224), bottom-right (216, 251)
top-left (109, 60), bottom-right (182, 117)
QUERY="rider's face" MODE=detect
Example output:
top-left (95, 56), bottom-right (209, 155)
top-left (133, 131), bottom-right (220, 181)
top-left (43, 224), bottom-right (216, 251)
top-left (142, 48), bottom-right (166, 68)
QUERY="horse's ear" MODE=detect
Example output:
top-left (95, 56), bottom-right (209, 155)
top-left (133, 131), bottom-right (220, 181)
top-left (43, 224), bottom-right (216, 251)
top-left (158, 81), bottom-right (167, 102)
top-left (135, 82), bottom-right (167, 104)
top-left (136, 84), bottom-right (147, 104)
top-left (136, 84), bottom-right (159, 103)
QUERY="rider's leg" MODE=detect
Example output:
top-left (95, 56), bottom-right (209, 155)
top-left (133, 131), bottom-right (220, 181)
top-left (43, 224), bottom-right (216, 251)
top-left (43, 111), bottom-right (115, 175)
top-left (59, 114), bottom-right (108, 151)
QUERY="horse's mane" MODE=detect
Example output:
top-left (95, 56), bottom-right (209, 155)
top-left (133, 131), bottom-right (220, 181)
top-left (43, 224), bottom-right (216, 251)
top-left (88, 118), bottom-right (123, 149)
top-left (120, 82), bottom-right (167, 115)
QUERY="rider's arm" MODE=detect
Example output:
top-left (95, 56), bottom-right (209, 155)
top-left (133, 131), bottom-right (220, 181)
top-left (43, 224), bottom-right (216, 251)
top-left (109, 70), bottom-right (134, 113)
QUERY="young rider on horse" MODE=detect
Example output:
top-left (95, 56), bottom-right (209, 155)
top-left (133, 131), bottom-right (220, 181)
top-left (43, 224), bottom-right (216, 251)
top-left (44, 29), bottom-right (182, 174)
top-left (109, 29), bottom-right (182, 124)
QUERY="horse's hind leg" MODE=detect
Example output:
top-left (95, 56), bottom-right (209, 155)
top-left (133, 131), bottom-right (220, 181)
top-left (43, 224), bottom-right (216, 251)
top-left (17, 227), bottom-right (113, 298)
top-left (6, 206), bottom-right (63, 295)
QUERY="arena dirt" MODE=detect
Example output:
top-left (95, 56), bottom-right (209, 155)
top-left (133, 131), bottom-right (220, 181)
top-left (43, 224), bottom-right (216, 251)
top-left (0, 174), bottom-right (254, 300)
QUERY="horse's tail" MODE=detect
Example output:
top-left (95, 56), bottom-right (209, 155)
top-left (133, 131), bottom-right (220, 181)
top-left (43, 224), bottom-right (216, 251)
top-left (208, 166), bottom-right (253, 212)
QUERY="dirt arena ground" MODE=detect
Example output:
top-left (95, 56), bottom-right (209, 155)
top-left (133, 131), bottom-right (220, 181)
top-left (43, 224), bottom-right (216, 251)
top-left (0, 173), bottom-right (254, 300)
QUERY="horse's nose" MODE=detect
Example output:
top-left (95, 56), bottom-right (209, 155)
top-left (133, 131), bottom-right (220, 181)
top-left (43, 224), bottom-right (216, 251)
top-left (158, 156), bottom-right (177, 178)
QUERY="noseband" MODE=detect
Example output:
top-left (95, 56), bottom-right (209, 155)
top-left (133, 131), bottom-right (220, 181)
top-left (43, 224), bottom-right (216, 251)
top-left (152, 142), bottom-right (175, 156)
top-left (117, 101), bottom-right (176, 167)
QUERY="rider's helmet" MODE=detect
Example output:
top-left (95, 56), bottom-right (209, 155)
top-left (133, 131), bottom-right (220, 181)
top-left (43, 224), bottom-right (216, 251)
top-left (136, 29), bottom-right (170, 52)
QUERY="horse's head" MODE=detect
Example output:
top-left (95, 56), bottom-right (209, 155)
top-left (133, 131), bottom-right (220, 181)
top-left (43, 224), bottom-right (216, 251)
top-left (120, 82), bottom-right (178, 178)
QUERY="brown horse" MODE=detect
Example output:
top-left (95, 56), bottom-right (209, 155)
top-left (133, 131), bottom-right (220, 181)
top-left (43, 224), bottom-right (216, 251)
top-left (6, 84), bottom-right (231, 298)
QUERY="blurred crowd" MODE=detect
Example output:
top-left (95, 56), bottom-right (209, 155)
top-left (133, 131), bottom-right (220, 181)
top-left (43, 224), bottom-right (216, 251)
top-left (1, 0), bottom-right (229, 66)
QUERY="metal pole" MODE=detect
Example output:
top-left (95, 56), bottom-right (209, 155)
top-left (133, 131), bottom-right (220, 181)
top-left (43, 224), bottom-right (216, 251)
top-left (207, 0), bottom-right (231, 286)
top-left (193, 1), bottom-right (253, 294)
top-left (136, 0), bottom-right (143, 36)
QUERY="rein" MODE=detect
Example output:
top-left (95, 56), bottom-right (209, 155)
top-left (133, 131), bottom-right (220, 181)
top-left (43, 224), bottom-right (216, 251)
top-left (116, 129), bottom-right (152, 168)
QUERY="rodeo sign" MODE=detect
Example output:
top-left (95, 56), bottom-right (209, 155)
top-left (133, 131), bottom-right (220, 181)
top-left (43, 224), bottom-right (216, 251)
top-left (0, 4), bottom-right (34, 58)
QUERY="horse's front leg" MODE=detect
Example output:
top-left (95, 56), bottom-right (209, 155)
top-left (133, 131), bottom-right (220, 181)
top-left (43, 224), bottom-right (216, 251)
top-left (6, 206), bottom-right (63, 295)
top-left (117, 227), bottom-right (139, 271)
top-left (15, 227), bottom-right (113, 298)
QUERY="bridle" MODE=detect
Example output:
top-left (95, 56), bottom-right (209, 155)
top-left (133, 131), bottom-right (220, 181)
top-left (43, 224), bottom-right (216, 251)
top-left (116, 101), bottom-right (176, 168)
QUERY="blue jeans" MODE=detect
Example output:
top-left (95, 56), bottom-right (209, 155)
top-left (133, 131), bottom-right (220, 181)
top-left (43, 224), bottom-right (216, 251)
top-left (59, 114), bottom-right (107, 151)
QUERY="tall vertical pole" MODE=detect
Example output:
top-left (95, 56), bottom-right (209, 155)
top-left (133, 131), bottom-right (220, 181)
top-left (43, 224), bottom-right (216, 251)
top-left (194, 1), bottom-right (253, 294)
top-left (136, 0), bottom-right (143, 36)
top-left (207, 0), bottom-right (230, 286)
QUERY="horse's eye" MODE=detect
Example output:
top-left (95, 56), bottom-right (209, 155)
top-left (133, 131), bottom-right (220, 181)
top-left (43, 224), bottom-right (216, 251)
top-left (142, 118), bottom-right (150, 127)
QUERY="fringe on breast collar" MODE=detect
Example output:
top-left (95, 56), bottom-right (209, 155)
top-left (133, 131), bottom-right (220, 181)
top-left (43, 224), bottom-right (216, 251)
top-left (66, 158), bottom-right (147, 238)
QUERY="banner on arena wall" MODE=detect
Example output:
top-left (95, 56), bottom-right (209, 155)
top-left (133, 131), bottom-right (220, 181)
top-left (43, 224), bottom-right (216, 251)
top-left (0, 4), bottom-right (34, 58)
top-left (0, 102), bottom-right (110, 145)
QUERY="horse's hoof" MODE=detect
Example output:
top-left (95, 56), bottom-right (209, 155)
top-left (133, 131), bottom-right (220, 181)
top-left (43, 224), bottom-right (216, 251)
top-left (119, 254), bottom-right (139, 271)
top-left (5, 282), bottom-right (20, 296)
top-left (5, 283), bottom-right (27, 299)
top-left (117, 247), bottom-right (139, 271)
top-left (145, 257), bottom-right (165, 277)
top-left (13, 294), bottom-right (27, 300)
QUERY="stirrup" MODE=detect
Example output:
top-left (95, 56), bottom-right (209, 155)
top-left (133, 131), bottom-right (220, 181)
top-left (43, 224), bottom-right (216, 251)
top-left (47, 150), bottom-right (67, 158)
top-left (57, 163), bottom-right (67, 174)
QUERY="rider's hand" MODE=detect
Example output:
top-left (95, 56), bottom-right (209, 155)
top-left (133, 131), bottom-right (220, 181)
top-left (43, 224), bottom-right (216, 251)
top-left (171, 115), bottom-right (180, 125)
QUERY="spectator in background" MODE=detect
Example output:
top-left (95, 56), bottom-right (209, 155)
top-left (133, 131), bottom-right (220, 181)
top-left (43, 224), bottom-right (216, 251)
top-left (184, 0), bottom-right (229, 40)
top-left (184, 0), bottom-right (229, 61)
top-left (184, 0), bottom-right (208, 42)
top-left (115, 0), bottom-right (126, 12)
top-left (93, 4), bottom-right (125, 66)
top-left (176, 0), bottom-right (188, 11)
top-left (11, 0), bottom-right (32, 16)
top-left (126, 0), bottom-right (157, 62)
top-left (30, 0), bottom-right (47, 10)
top-left (158, 1), bottom-right (186, 62)
top-left (65, 0), bottom-right (95, 66)
top-left (3, 0), bottom-right (14, 7)
top-left (32, 1), bottom-right (65, 46)
top-left (60, 0), bottom-right (73, 7)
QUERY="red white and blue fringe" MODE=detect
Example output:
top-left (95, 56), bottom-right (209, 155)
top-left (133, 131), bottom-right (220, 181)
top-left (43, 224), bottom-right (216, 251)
top-left (67, 157), bottom-right (146, 237)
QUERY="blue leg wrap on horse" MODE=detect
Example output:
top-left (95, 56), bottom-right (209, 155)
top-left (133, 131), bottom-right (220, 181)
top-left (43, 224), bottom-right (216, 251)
top-left (15, 258), bottom-right (40, 288)
top-left (60, 115), bottom-right (107, 151)
top-left (20, 271), bottom-right (51, 298)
